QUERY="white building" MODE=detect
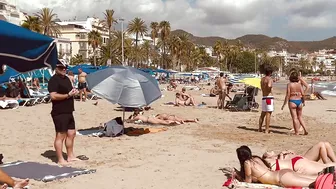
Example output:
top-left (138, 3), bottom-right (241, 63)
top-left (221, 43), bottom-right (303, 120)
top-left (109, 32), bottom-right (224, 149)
top-left (309, 49), bottom-right (336, 72)
top-left (55, 37), bottom-right (71, 63)
top-left (0, 0), bottom-right (26, 25)
top-left (57, 17), bottom-right (109, 60)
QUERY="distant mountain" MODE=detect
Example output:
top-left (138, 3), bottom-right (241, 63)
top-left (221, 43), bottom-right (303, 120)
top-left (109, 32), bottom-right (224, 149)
top-left (170, 30), bottom-right (336, 53)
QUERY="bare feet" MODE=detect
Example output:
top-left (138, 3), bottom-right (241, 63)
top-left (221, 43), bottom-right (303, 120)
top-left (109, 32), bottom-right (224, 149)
top-left (258, 127), bottom-right (263, 132)
top-left (194, 118), bottom-right (199, 123)
top-left (264, 129), bottom-right (270, 134)
top-left (67, 157), bottom-right (81, 162)
top-left (13, 179), bottom-right (29, 189)
top-left (1, 184), bottom-right (7, 189)
top-left (57, 160), bottom-right (69, 166)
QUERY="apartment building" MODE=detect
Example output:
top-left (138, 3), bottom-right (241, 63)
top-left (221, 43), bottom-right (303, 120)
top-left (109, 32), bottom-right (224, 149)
top-left (0, 0), bottom-right (26, 25)
top-left (57, 17), bottom-right (109, 60)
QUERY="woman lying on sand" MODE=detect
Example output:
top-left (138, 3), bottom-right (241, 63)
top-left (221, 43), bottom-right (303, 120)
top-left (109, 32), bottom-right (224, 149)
top-left (263, 141), bottom-right (336, 164)
top-left (262, 143), bottom-right (336, 176)
top-left (155, 113), bottom-right (199, 124)
top-left (126, 110), bottom-right (181, 126)
top-left (236, 145), bottom-right (319, 187)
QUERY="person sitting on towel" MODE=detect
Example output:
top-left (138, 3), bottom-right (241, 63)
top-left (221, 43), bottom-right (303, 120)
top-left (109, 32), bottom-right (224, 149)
top-left (155, 113), bottom-right (198, 124)
top-left (0, 168), bottom-right (29, 188)
top-left (175, 93), bottom-right (196, 106)
top-left (126, 109), bottom-right (181, 125)
top-left (209, 86), bottom-right (218, 97)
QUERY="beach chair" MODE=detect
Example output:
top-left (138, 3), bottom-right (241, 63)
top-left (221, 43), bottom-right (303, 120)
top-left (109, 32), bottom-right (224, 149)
top-left (225, 93), bottom-right (244, 109)
top-left (228, 96), bottom-right (250, 111)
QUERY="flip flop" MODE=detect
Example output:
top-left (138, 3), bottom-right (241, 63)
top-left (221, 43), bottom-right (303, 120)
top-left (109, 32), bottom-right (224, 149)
top-left (77, 155), bottom-right (89, 160)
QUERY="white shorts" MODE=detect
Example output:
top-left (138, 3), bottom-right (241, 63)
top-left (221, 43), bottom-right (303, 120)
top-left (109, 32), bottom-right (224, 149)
top-left (261, 96), bottom-right (274, 112)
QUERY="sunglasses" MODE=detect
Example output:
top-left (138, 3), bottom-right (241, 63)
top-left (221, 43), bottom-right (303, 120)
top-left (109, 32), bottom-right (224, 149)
top-left (56, 66), bottom-right (67, 70)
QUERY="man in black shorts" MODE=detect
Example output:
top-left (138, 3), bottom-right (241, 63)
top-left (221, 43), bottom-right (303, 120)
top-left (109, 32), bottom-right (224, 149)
top-left (48, 60), bottom-right (79, 165)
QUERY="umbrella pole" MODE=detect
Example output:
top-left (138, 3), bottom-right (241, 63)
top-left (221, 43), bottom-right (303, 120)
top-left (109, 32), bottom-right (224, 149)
top-left (122, 107), bottom-right (125, 126)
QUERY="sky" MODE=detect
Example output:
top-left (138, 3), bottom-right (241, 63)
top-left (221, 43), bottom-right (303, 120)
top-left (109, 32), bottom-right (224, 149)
top-left (11, 0), bottom-right (336, 41)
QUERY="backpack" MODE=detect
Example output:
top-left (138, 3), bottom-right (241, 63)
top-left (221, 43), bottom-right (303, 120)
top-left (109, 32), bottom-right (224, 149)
top-left (315, 173), bottom-right (334, 189)
top-left (104, 117), bottom-right (124, 137)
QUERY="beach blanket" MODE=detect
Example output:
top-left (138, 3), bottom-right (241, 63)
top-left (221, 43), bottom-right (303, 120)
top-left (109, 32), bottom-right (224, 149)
top-left (0, 100), bottom-right (19, 109)
top-left (0, 161), bottom-right (96, 182)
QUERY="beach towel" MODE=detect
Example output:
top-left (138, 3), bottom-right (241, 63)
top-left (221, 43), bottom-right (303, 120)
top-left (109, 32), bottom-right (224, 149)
top-left (0, 100), bottom-right (19, 109)
top-left (0, 161), bottom-right (96, 182)
top-left (223, 178), bottom-right (308, 189)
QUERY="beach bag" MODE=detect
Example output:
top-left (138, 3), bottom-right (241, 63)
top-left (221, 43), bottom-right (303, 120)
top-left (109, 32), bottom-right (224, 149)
top-left (104, 117), bottom-right (124, 137)
top-left (315, 173), bottom-right (334, 189)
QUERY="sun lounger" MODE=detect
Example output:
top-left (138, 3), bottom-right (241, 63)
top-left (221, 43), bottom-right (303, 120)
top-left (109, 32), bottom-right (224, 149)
top-left (0, 161), bottom-right (96, 182)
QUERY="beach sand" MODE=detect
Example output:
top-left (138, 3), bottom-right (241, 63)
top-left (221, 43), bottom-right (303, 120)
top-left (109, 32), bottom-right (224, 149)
top-left (0, 84), bottom-right (335, 189)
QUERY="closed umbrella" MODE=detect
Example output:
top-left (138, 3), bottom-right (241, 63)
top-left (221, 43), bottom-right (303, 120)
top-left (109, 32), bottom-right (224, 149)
top-left (86, 66), bottom-right (162, 107)
top-left (0, 20), bottom-right (58, 74)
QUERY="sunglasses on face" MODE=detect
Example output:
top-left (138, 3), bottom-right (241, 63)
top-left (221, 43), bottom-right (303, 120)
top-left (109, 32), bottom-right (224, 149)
top-left (56, 66), bottom-right (67, 70)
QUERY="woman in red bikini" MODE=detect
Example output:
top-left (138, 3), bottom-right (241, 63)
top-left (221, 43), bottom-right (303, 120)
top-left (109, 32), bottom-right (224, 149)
top-left (263, 141), bottom-right (336, 164)
top-left (236, 146), bottom-right (318, 187)
top-left (263, 148), bottom-right (336, 176)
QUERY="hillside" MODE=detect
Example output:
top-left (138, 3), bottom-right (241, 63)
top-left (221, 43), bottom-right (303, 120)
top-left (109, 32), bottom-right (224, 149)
top-left (170, 30), bottom-right (336, 53)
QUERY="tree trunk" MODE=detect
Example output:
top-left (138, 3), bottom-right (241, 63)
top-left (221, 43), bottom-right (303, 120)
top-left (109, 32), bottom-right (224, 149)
top-left (93, 48), bottom-right (97, 66)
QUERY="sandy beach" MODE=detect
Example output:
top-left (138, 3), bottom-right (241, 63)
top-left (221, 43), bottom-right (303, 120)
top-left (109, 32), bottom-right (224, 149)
top-left (1, 83), bottom-right (336, 189)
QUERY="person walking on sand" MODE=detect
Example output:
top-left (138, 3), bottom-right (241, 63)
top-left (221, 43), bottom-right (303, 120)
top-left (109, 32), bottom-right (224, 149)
top-left (78, 68), bottom-right (87, 102)
top-left (281, 71), bottom-right (308, 135)
top-left (216, 72), bottom-right (227, 109)
top-left (259, 66), bottom-right (274, 133)
top-left (48, 60), bottom-right (80, 165)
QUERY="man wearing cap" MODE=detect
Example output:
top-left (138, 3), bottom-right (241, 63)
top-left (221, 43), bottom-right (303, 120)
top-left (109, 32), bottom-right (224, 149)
top-left (48, 60), bottom-right (79, 165)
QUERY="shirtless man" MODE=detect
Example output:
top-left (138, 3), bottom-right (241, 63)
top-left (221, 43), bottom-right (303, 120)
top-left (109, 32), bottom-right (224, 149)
top-left (181, 87), bottom-right (196, 104)
top-left (259, 66), bottom-right (274, 133)
top-left (215, 72), bottom-right (227, 109)
top-left (175, 93), bottom-right (195, 106)
top-left (77, 68), bottom-right (87, 102)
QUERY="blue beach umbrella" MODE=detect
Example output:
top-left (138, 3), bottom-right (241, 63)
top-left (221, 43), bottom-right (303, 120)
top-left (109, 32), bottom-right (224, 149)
top-left (0, 20), bottom-right (58, 74)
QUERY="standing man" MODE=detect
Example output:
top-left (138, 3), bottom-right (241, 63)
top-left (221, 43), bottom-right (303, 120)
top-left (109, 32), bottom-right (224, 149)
top-left (258, 66), bottom-right (274, 133)
top-left (78, 68), bottom-right (87, 102)
top-left (48, 60), bottom-right (79, 165)
top-left (215, 72), bottom-right (227, 109)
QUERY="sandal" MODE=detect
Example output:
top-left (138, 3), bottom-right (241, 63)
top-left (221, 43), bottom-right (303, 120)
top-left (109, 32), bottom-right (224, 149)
top-left (77, 155), bottom-right (89, 161)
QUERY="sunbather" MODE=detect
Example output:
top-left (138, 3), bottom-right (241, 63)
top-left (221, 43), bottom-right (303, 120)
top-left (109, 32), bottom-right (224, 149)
top-left (126, 110), bottom-right (181, 125)
top-left (262, 144), bottom-right (336, 176)
top-left (0, 168), bottom-right (29, 188)
top-left (263, 141), bottom-right (336, 164)
top-left (155, 113), bottom-right (198, 123)
top-left (236, 145), bottom-right (318, 187)
top-left (209, 86), bottom-right (219, 97)
top-left (175, 93), bottom-right (195, 106)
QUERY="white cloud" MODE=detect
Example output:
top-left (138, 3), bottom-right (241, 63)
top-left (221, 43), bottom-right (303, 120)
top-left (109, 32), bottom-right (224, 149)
top-left (12, 0), bottom-right (336, 40)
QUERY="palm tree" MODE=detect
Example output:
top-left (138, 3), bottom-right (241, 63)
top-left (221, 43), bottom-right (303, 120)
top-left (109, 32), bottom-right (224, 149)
top-left (111, 30), bottom-right (132, 64)
top-left (35, 8), bottom-right (60, 37)
top-left (159, 20), bottom-right (171, 69)
top-left (213, 40), bottom-right (222, 68)
top-left (141, 41), bottom-right (151, 67)
top-left (150, 22), bottom-right (159, 47)
top-left (70, 54), bottom-right (84, 65)
top-left (127, 17), bottom-right (148, 67)
top-left (319, 61), bottom-right (326, 75)
top-left (21, 15), bottom-right (41, 33)
top-left (88, 30), bottom-right (102, 66)
top-left (100, 9), bottom-right (118, 61)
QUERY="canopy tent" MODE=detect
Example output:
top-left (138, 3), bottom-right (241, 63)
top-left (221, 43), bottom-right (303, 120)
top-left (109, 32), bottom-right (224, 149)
top-left (0, 20), bottom-right (58, 73)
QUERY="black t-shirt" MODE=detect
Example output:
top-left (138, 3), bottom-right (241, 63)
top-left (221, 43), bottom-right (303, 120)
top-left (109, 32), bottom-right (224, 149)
top-left (48, 74), bottom-right (74, 115)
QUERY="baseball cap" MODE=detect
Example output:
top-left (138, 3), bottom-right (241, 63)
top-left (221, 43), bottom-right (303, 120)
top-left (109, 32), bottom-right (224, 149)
top-left (56, 59), bottom-right (67, 68)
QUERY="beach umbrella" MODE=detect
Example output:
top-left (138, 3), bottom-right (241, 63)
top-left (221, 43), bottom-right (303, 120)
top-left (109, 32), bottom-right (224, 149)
top-left (86, 66), bottom-right (162, 107)
top-left (0, 20), bottom-right (58, 74)
top-left (240, 78), bottom-right (261, 89)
